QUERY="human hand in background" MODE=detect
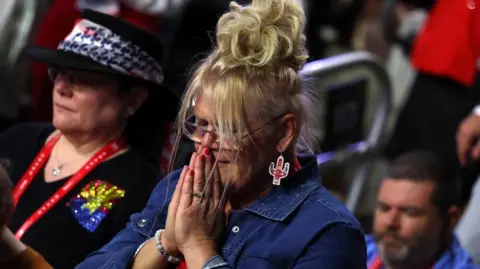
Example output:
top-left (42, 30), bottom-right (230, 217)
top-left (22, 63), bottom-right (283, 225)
top-left (457, 113), bottom-right (480, 166)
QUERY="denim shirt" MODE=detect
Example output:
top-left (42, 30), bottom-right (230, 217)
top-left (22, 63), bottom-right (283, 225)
top-left (365, 234), bottom-right (480, 269)
top-left (76, 157), bottom-right (366, 269)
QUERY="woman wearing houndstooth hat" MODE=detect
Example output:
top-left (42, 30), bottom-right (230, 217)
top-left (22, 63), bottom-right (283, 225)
top-left (0, 10), bottom-right (178, 268)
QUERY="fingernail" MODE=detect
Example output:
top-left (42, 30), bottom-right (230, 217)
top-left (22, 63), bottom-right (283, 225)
top-left (203, 148), bottom-right (210, 155)
top-left (200, 154), bottom-right (206, 161)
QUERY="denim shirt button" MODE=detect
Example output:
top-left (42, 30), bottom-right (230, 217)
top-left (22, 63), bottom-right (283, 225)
top-left (137, 218), bottom-right (148, 227)
top-left (232, 226), bottom-right (240, 233)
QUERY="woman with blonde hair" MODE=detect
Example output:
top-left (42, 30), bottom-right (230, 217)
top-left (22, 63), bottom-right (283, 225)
top-left (77, 0), bottom-right (366, 268)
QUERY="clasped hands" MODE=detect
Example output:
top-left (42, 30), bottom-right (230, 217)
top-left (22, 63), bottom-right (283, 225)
top-left (161, 148), bottom-right (225, 259)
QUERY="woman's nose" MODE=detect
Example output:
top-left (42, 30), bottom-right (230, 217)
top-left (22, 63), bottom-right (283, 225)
top-left (200, 131), bottom-right (216, 148)
top-left (54, 74), bottom-right (73, 97)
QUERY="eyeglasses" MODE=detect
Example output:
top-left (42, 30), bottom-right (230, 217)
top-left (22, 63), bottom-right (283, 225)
top-left (48, 68), bottom-right (114, 86)
top-left (183, 114), bottom-right (284, 148)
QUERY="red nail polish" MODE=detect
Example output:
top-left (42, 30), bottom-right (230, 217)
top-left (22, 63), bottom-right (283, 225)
top-left (203, 148), bottom-right (210, 155)
top-left (200, 154), bottom-right (206, 161)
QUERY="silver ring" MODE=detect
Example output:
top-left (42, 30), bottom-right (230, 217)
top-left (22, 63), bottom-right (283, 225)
top-left (191, 192), bottom-right (202, 198)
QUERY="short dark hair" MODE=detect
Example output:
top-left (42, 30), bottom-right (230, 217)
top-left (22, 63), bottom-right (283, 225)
top-left (385, 151), bottom-right (461, 215)
top-left (0, 160), bottom-right (13, 226)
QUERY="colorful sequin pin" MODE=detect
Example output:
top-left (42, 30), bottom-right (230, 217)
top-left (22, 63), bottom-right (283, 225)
top-left (68, 180), bottom-right (125, 232)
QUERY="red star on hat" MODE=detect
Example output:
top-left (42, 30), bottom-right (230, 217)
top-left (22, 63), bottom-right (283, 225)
top-left (84, 28), bottom-right (97, 37)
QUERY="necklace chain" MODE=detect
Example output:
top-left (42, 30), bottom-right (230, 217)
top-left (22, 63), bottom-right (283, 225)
top-left (51, 143), bottom-right (88, 177)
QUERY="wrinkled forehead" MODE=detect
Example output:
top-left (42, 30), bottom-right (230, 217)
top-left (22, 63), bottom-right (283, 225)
top-left (189, 92), bottom-right (236, 123)
top-left (378, 179), bottom-right (435, 208)
top-left (185, 73), bottom-right (268, 127)
top-left (190, 94), bottom-right (210, 119)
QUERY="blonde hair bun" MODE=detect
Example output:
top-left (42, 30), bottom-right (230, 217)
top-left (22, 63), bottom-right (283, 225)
top-left (215, 0), bottom-right (308, 72)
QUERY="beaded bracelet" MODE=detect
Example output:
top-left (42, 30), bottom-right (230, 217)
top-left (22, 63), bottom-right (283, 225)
top-left (154, 229), bottom-right (182, 264)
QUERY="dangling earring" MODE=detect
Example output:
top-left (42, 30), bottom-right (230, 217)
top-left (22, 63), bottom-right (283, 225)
top-left (269, 153), bottom-right (290, 186)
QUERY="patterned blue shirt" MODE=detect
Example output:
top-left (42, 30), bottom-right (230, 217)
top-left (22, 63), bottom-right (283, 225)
top-left (365, 234), bottom-right (479, 269)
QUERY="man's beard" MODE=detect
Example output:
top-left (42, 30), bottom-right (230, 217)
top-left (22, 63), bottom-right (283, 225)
top-left (374, 231), bottom-right (416, 264)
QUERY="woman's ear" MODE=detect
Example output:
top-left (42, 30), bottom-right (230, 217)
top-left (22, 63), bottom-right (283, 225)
top-left (276, 113), bottom-right (296, 152)
top-left (125, 87), bottom-right (148, 117)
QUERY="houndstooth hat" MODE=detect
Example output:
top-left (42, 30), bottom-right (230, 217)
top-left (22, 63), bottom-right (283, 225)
top-left (25, 9), bottom-right (176, 97)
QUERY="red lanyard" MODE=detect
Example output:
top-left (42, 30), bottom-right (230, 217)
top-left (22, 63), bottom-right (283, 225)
top-left (12, 133), bottom-right (126, 239)
top-left (293, 158), bottom-right (302, 171)
top-left (369, 256), bottom-right (433, 269)
top-left (368, 256), bottom-right (384, 269)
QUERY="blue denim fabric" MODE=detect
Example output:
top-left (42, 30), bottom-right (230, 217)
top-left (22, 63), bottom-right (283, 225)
top-left (365, 234), bottom-right (480, 269)
top-left (76, 157), bottom-right (366, 269)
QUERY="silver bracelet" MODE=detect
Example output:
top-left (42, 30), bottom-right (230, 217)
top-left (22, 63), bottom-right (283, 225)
top-left (154, 229), bottom-right (182, 264)
top-left (133, 239), bottom-right (150, 258)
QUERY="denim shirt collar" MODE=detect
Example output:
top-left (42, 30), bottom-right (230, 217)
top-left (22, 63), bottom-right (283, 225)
top-left (245, 156), bottom-right (321, 221)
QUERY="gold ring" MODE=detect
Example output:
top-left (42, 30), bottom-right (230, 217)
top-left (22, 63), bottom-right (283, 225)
top-left (191, 192), bottom-right (202, 198)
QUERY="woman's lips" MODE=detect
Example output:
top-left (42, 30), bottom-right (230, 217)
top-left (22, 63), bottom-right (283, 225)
top-left (54, 103), bottom-right (75, 112)
top-left (212, 153), bottom-right (230, 163)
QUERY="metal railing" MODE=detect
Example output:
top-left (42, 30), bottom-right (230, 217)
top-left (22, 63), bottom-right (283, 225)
top-left (300, 51), bottom-right (392, 212)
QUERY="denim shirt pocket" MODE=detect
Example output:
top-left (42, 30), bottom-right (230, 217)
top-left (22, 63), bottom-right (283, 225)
top-left (128, 172), bottom-right (179, 238)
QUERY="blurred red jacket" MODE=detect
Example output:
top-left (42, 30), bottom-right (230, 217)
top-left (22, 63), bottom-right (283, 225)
top-left (411, 0), bottom-right (480, 86)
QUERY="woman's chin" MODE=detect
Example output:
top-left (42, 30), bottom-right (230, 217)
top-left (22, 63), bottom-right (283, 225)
top-left (52, 118), bottom-right (77, 133)
top-left (218, 165), bottom-right (240, 184)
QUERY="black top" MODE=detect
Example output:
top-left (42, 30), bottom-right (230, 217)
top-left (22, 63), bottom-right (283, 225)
top-left (0, 123), bottom-right (159, 269)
